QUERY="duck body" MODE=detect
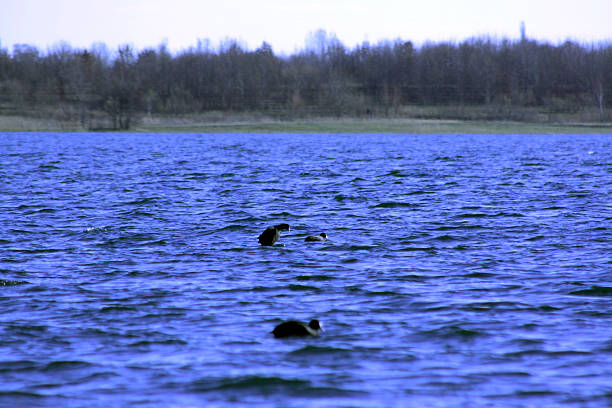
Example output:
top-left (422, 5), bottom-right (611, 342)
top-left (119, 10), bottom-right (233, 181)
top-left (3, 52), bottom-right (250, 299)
top-left (258, 223), bottom-right (290, 246)
top-left (272, 319), bottom-right (322, 338)
top-left (305, 232), bottom-right (327, 242)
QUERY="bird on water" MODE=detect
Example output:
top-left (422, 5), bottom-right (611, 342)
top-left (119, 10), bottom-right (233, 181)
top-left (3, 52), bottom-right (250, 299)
top-left (272, 319), bottom-right (323, 338)
top-left (305, 232), bottom-right (327, 242)
top-left (258, 223), bottom-right (290, 246)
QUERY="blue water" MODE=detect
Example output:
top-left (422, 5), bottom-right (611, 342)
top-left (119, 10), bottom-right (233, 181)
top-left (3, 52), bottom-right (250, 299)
top-left (1, 132), bottom-right (611, 407)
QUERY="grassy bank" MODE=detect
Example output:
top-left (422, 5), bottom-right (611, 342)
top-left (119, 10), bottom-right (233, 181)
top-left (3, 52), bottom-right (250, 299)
top-left (134, 116), bottom-right (612, 134)
top-left (2, 113), bottom-right (612, 134)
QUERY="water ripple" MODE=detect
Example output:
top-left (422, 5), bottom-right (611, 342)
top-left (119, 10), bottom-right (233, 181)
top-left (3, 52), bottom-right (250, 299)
top-left (0, 132), bottom-right (611, 407)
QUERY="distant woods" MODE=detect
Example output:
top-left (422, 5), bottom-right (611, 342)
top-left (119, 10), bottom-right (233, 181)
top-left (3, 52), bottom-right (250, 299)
top-left (0, 31), bottom-right (611, 129)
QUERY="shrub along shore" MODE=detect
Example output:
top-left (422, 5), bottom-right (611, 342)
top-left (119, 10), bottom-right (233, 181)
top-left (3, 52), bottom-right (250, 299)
top-left (1, 32), bottom-right (611, 133)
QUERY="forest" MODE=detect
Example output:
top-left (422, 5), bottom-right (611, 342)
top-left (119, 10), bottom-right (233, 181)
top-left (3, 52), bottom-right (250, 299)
top-left (0, 30), bottom-right (610, 130)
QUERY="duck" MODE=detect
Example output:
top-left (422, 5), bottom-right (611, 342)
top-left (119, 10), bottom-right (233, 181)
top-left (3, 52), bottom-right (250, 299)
top-left (305, 232), bottom-right (327, 242)
top-left (272, 319), bottom-right (323, 338)
top-left (258, 223), bottom-right (290, 246)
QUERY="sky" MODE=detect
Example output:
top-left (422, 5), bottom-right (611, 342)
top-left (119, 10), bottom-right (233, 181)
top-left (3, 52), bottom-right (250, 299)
top-left (2, 0), bottom-right (612, 55)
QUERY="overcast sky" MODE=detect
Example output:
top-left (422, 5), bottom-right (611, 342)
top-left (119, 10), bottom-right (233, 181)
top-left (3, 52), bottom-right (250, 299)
top-left (2, 0), bottom-right (612, 55)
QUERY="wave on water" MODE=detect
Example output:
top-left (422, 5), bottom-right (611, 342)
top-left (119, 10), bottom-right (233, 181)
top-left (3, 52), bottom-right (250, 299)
top-left (189, 375), bottom-right (364, 397)
top-left (416, 324), bottom-right (489, 340)
top-left (288, 345), bottom-right (352, 356)
top-left (370, 202), bottom-right (419, 208)
top-left (569, 286), bottom-right (612, 297)
top-left (0, 279), bottom-right (28, 286)
top-left (84, 226), bottom-right (109, 233)
top-left (0, 391), bottom-right (45, 400)
top-left (288, 284), bottom-right (322, 293)
top-left (41, 360), bottom-right (94, 372)
top-left (294, 275), bottom-right (335, 281)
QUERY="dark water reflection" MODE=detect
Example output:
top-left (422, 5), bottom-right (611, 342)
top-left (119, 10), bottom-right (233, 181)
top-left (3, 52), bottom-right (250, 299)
top-left (1, 132), bottom-right (611, 407)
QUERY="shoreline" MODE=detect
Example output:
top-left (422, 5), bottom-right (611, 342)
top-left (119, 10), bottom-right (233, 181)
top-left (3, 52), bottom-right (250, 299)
top-left (1, 115), bottom-right (612, 134)
top-left (133, 118), bottom-right (612, 134)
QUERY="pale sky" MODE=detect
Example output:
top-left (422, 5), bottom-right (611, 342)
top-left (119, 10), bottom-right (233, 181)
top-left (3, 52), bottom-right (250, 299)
top-left (2, 0), bottom-right (612, 55)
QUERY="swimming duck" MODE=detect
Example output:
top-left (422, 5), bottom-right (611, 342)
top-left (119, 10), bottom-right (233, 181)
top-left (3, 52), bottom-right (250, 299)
top-left (258, 223), bottom-right (290, 246)
top-left (272, 319), bottom-right (323, 338)
top-left (305, 232), bottom-right (327, 242)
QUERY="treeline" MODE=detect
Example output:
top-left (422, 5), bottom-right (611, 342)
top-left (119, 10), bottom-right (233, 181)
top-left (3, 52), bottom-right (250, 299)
top-left (0, 31), bottom-right (610, 129)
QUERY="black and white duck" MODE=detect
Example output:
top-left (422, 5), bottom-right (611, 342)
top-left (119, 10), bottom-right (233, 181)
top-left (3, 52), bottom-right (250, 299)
top-left (258, 223), bottom-right (290, 246)
top-left (272, 319), bottom-right (323, 338)
top-left (304, 232), bottom-right (327, 242)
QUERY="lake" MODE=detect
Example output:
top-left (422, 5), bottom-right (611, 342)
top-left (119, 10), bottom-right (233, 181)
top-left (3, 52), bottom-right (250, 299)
top-left (1, 132), bottom-right (611, 407)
